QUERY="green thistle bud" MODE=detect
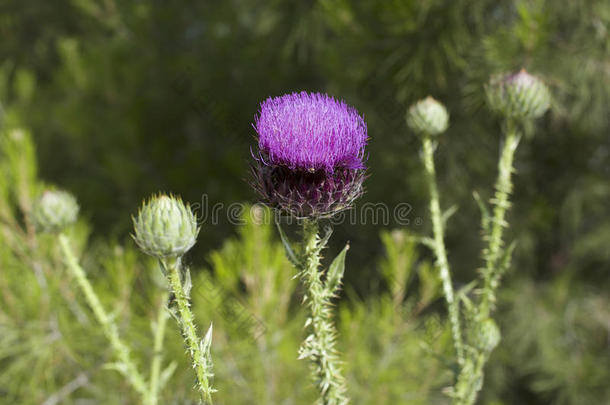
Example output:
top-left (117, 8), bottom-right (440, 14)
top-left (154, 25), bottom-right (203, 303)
top-left (475, 318), bottom-right (501, 353)
top-left (132, 194), bottom-right (199, 258)
top-left (486, 70), bottom-right (551, 120)
top-left (406, 96), bottom-right (449, 136)
top-left (33, 189), bottom-right (79, 232)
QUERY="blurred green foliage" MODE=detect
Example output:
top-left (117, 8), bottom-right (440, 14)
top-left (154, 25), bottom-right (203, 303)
top-left (1, 0), bottom-right (609, 403)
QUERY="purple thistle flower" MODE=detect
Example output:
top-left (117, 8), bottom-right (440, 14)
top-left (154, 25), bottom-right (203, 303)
top-left (252, 92), bottom-right (368, 218)
top-left (255, 92), bottom-right (367, 172)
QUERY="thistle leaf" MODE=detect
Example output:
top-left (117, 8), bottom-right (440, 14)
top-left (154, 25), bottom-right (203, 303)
top-left (473, 191), bottom-right (490, 237)
top-left (183, 267), bottom-right (192, 297)
top-left (201, 323), bottom-right (213, 355)
top-left (167, 305), bottom-right (180, 324)
top-left (276, 222), bottom-right (300, 266)
top-left (318, 225), bottom-right (334, 251)
top-left (495, 240), bottom-right (517, 282)
top-left (325, 243), bottom-right (349, 295)
top-left (457, 280), bottom-right (477, 300)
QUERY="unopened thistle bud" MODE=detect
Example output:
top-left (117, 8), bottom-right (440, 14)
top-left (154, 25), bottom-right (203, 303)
top-left (33, 189), bottom-right (79, 232)
top-left (252, 92), bottom-right (368, 218)
top-left (132, 194), bottom-right (199, 258)
top-left (406, 96), bottom-right (449, 136)
top-left (475, 318), bottom-right (501, 353)
top-left (486, 70), bottom-right (550, 120)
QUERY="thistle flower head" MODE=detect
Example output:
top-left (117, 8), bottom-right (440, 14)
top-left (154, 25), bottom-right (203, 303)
top-left (486, 70), bottom-right (550, 120)
top-left (253, 92), bottom-right (368, 218)
top-left (406, 96), bottom-right (449, 136)
top-left (33, 189), bottom-right (79, 232)
top-left (132, 194), bottom-right (199, 258)
top-left (255, 92), bottom-right (367, 172)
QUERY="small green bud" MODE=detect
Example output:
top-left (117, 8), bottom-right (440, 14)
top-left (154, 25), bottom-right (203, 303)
top-left (133, 194), bottom-right (199, 258)
top-left (486, 70), bottom-right (550, 120)
top-left (475, 318), bottom-right (501, 353)
top-left (406, 96), bottom-right (449, 136)
top-left (33, 189), bottom-right (79, 232)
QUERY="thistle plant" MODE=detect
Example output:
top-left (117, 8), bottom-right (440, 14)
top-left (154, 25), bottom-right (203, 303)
top-left (33, 189), bottom-right (152, 403)
top-left (133, 194), bottom-right (215, 404)
top-left (407, 70), bottom-right (550, 405)
top-left (252, 92), bottom-right (368, 404)
top-left (479, 70), bottom-right (550, 318)
top-left (406, 97), bottom-right (463, 363)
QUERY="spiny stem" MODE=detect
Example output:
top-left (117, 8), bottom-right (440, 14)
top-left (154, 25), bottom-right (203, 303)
top-left (163, 258), bottom-right (214, 404)
top-left (58, 233), bottom-right (150, 402)
top-left (421, 137), bottom-right (464, 364)
top-left (149, 290), bottom-right (170, 405)
top-left (453, 124), bottom-right (521, 405)
top-left (479, 124), bottom-right (521, 318)
top-left (452, 352), bottom-right (487, 405)
top-left (300, 219), bottom-right (348, 405)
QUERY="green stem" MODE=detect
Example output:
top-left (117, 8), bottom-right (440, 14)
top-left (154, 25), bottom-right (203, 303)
top-left (299, 219), bottom-right (348, 405)
top-left (421, 136), bottom-right (464, 364)
top-left (58, 233), bottom-right (150, 402)
top-left (453, 124), bottom-right (521, 405)
top-left (479, 125), bottom-right (521, 318)
top-left (163, 258), bottom-right (214, 404)
top-left (149, 290), bottom-right (170, 405)
top-left (452, 353), bottom-right (487, 405)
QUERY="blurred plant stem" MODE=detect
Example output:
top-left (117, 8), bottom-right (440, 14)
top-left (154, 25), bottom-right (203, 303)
top-left (57, 233), bottom-right (150, 402)
top-left (421, 136), bottom-right (464, 364)
top-left (453, 353), bottom-right (487, 405)
top-left (149, 289), bottom-right (170, 405)
top-left (479, 123), bottom-right (521, 318)
top-left (299, 219), bottom-right (348, 405)
top-left (454, 123), bottom-right (521, 405)
top-left (161, 257), bottom-right (214, 404)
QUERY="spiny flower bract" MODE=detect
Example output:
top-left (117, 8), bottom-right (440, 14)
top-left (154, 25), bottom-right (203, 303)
top-left (132, 194), bottom-right (199, 258)
top-left (252, 91), bottom-right (368, 218)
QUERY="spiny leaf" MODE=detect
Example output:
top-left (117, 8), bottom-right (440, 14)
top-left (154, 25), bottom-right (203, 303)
top-left (167, 305), bottom-right (180, 324)
top-left (182, 266), bottom-right (193, 298)
top-left (325, 243), bottom-right (349, 296)
top-left (473, 191), bottom-right (490, 237)
top-left (456, 280), bottom-right (477, 302)
top-left (494, 240), bottom-right (517, 284)
top-left (201, 323), bottom-right (213, 355)
top-left (275, 222), bottom-right (300, 266)
top-left (317, 225), bottom-right (334, 251)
